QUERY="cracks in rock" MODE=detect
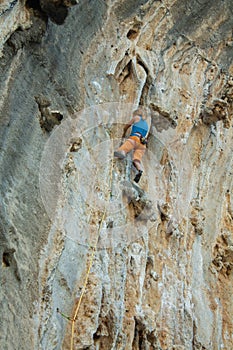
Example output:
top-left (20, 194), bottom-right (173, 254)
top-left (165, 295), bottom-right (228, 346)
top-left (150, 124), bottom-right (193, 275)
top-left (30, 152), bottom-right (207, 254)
top-left (192, 321), bottom-right (208, 350)
top-left (112, 10), bottom-right (157, 103)
top-left (136, 54), bottom-right (152, 106)
top-left (111, 7), bottom-right (173, 104)
top-left (38, 230), bottom-right (65, 344)
top-left (115, 55), bottom-right (132, 85)
top-left (226, 189), bottom-right (233, 221)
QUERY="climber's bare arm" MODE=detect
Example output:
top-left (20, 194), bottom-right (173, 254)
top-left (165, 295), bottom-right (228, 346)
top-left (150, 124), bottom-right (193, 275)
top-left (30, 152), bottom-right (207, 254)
top-left (122, 116), bottom-right (140, 138)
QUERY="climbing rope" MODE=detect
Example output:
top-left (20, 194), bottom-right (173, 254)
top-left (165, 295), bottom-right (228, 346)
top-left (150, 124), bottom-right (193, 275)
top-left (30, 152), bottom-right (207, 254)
top-left (70, 138), bottom-right (115, 350)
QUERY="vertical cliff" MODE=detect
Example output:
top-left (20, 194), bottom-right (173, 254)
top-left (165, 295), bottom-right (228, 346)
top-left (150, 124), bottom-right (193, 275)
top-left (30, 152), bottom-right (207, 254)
top-left (0, 1), bottom-right (232, 349)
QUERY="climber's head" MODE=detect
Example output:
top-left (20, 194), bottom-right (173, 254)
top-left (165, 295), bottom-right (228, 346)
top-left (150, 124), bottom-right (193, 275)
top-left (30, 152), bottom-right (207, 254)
top-left (133, 107), bottom-right (147, 120)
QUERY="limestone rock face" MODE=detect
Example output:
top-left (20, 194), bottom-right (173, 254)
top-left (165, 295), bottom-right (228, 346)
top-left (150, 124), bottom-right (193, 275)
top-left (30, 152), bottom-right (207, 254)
top-left (0, 1), bottom-right (233, 350)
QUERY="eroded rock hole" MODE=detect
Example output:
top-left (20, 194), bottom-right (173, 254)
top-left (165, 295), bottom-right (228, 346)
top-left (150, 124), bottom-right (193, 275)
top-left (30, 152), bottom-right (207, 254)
top-left (107, 221), bottom-right (114, 229)
top-left (40, 0), bottom-right (68, 25)
top-left (127, 22), bottom-right (142, 40)
top-left (26, 0), bottom-right (48, 22)
top-left (127, 29), bottom-right (139, 40)
top-left (2, 248), bottom-right (16, 267)
top-left (26, 0), bottom-right (69, 25)
top-left (69, 138), bottom-right (82, 152)
top-left (39, 111), bottom-right (63, 132)
top-left (26, 0), bottom-right (42, 11)
top-left (2, 252), bottom-right (10, 267)
top-left (35, 96), bottom-right (64, 132)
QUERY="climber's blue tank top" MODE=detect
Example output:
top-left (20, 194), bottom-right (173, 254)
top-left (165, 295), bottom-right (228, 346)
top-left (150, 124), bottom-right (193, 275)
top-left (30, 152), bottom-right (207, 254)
top-left (130, 116), bottom-right (148, 138)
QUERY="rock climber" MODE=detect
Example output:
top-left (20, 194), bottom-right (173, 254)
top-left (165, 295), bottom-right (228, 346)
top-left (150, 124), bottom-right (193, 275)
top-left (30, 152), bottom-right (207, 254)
top-left (114, 108), bottom-right (149, 183)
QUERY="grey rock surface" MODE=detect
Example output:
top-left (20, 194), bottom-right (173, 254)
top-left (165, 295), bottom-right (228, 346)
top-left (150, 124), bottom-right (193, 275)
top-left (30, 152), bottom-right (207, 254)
top-left (0, 1), bottom-right (233, 349)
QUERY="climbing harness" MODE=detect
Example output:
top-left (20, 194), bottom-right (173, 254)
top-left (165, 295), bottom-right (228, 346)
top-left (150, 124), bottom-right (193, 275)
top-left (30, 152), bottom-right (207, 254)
top-left (140, 136), bottom-right (148, 145)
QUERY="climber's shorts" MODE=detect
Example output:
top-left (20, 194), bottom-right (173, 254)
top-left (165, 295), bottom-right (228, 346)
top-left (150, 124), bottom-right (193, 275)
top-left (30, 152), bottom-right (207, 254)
top-left (118, 136), bottom-right (146, 163)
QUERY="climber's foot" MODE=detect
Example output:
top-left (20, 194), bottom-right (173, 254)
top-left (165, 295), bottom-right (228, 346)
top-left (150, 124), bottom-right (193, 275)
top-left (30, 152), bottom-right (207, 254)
top-left (134, 170), bottom-right (143, 183)
top-left (114, 151), bottom-right (126, 159)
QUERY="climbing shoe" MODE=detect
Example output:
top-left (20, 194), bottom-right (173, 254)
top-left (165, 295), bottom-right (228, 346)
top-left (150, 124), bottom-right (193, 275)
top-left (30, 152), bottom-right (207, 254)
top-left (114, 151), bottom-right (126, 159)
top-left (134, 170), bottom-right (143, 183)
